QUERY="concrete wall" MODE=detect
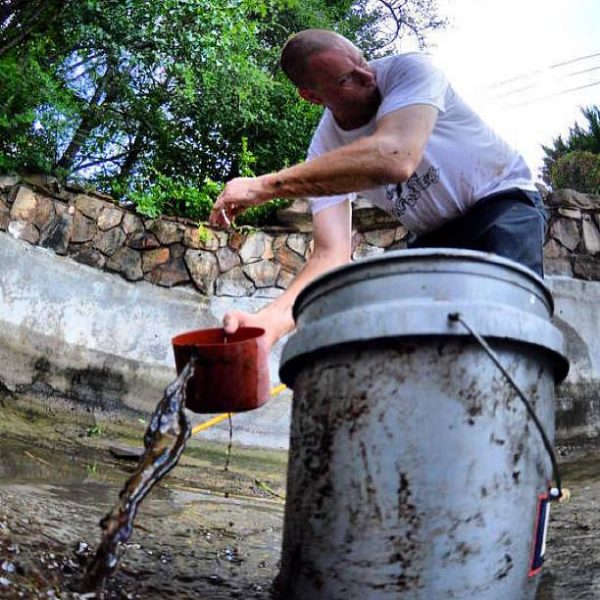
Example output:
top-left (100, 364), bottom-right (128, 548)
top-left (0, 233), bottom-right (292, 448)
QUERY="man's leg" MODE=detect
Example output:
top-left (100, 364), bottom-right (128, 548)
top-left (409, 189), bottom-right (546, 277)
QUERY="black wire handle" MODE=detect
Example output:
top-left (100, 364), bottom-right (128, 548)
top-left (448, 312), bottom-right (562, 501)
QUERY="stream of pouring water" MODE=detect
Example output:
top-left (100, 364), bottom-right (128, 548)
top-left (81, 357), bottom-right (197, 593)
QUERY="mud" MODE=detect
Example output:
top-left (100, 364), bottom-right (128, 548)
top-left (0, 395), bottom-right (286, 599)
top-left (0, 393), bottom-right (599, 598)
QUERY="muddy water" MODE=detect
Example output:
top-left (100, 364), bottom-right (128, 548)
top-left (0, 396), bottom-right (286, 599)
top-left (1, 395), bottom-right (600, 598)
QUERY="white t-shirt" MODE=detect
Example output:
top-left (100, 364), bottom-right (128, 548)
top-left (306, 53), bottom-right (537, 235)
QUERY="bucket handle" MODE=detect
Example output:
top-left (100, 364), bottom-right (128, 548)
top-left (448, 312), bottom-right (563, 502)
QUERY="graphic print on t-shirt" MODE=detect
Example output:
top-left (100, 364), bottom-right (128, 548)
top-left (386, 166), bottom-right (440, 219)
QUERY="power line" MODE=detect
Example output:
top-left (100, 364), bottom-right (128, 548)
top-left (505, 80), bottom-right (600, 108)
top-left (485, 51), bottom-right (600, 90)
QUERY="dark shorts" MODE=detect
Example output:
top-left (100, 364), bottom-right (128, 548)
top-left (408, 188), bottom-right (546, 276)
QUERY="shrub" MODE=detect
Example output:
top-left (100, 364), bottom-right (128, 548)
top-left (551, 151), bottom-right (600, 194)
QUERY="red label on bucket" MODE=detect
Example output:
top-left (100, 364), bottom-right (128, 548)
top-left (529, 492), bottom-right (551, 577)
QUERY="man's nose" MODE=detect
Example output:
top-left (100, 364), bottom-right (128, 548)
top-left (356, 66), bottom-right (375, 85)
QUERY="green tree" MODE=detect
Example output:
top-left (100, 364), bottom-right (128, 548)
top-left (541, 106), bottom-right (600, 190)
top-left (0, 0), bottom-right (445, 223)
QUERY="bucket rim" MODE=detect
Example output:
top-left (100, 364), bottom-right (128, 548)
top-left (293, 248), bottom-right (553, 320)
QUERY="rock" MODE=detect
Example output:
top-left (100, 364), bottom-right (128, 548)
top-left (582, 218), bottom-right (600, 254)
top-left (10, 186), bottom-right (37, 221)
top-left (276, 199), bottom-right (312, 232)
top-left (544, 258), bottom-right (573, 277)
top-left (216, 246), bottom-right (241, 272)
top-left (122, 212), bottom-right (144, 235)
top-left (243, 259), bottom-right (280, 288)
top-left (74, 193), bottom-right (107, 219)
top-left (142, 248), bottom-right (170, 272)
top-left (277, 269), bottom-right (295, 289)
top-left (145, 257), bottom-right (190, 287)
top-left (94, 227), bottom-right (126, 256)
top-left (544, 239), bottom-right (570, 259)
top-left (39, 213), bottom-right (73, 255)
top-left (573, 255), bottom-right (600, 281)
top-left (0, 204), bottom-right (9, 230)
top-left (69, 245), bottom-right (106, 269)
top-left (287, 233), bottom-right (308, 256)
top-left (353, 243), bottom-right (385, 260)
top-left (352, 198), bottom-right (397, 230)
top-left (215, 267), bottom-right (255, 296)
top-left (363, 228), bottom-right (396, 247)
top-left (184, 249), bottom-right (219, 294)
top-left (71, 211), bottom-right (97, 243)
top-left (558, 207), bottom-right (582, 220)
top-left (394, 225), bottom-right (409, 241)
top-left (0, 174), bottom-right (20, 190)
top-left (275, 245), bottom-right (305, 273)
top-left (106, 247), bottom-right (143, 281)
top-left (240, 232), bottom-right (273, 263)
top-left (8, 220), bottom-right (39, 244)
top-left (148, 219), bottom-right (183, 244)
top-left (127, 231), bottom-right (160, 250)
top-left (183, 225), bottom-right (219, 250)
top-left (228, 230), bottom-right (245, 250)
top-left (98, 206), bottom-right (124, 230)
top-left (32, 194), bottom-right (56, 229)
top-left (549, 218), bottom-right (580, 252)
top-left (547, 189), bottom-right (600, 210)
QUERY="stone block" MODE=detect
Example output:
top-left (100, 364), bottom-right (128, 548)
top-left (277, 269), bottom-right (295, 289)
top-left (69, 245), bottom-right (106, 269)
top-left (10, 186), bottom-right (37, 221)
top-left (352, 243), bottom-right (385, 260)
top-left (8, 220), bottom-right (39, 244)
top-left (363, 228), bottom-right (396, 247)
top-left (94, 227), bottom-right (127, 256)
top-left (254, 287), bottom-right (284, 299)
top-left (287, 233), bottom-right (308, 256)
top-left (0, 204), bottom-right (9, 230)
top-left (122, 212), bottom-right (144, 235)
top-left (216, 246), bottom-right (240, 272)
top-left (582, 218), bottom-right (600, 255)
top-left (32, 194), bottom-right (56, 230)
top-left (106, 247), bottom-right (143, 281)
top-left (127, 231), bottom-right (160, 250)
top-left (240, 232), bottom-right (273, 263)
top-left (145, 257), bottom-right (190, 287)
top-left (544, 239), bottom-right (570, 259)
top-left (39, 213), bottom-right (73, 255)
top-left (558, 207), bottom-right (582, 220)
top-left (228, 230), bottom-right (245, 250)
top-left (183, 225), bottom-right (219, 250)
top-left (184, 249), bottom-right (219, 294)
top-left (74, 193), bottom-right (107, 219)
top-left (0, 174), bottom-right (20, 190)
top-left (98, 206), bottom-right (124, 230)
top-left (275, 245), bottom-right (305, 273)
top-left (215, 267), bottom-right (255, 297)
top-left (544, 258), bottom-right (573, 277)
top-left (243, 259), bottom-right (280, 288)
top-left (550, 218), bottom-right (580, 252)
top-left (142, 247), bottom-right (170, 272)
top-left (573, 255), bottom-right (600, 281)
top-left (148, 219), bottom-right (183, 245)
top-left (72, 211), bottom-right (97, 243)
top-left (276, 199), bottom-right (312, 232)
top-left (548, 189), bottom-right (599, 210)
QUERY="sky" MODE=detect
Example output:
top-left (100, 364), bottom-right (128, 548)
top-left (402, 0), bottom-right (600, 181)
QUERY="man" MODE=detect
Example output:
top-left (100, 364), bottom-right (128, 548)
top-left (208, 29), bottom-right (545, 351)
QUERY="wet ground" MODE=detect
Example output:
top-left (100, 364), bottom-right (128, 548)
top-left (0, 392), bottom-right (599, 599)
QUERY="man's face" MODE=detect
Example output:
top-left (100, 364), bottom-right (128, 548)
top-left (300, 45), bottom-right (379, 114)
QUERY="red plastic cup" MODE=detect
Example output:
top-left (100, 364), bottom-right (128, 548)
top-left (171, 327), bottom-right (270, 414)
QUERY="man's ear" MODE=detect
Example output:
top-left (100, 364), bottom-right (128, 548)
top-left (298, 87), bottom-right (323, 106)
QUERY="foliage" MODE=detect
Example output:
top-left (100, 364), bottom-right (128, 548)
top-left (542, 106), bottom-right (600, 188)
top-left (0, 0), bottom-right (445, 225)
top-left (551, 151), bottom-right (600, 195)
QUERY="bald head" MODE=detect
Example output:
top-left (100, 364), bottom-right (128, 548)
top-left (280, 29), bottom-right (357, 88)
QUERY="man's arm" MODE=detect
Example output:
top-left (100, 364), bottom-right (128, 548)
top-left (222, 200), bottom-right (352, 350)
top-left (209, 104), bottom-right (437, 227)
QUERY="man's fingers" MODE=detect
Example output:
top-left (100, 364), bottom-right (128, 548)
top-left (223, 311), bottom-right (241, 335)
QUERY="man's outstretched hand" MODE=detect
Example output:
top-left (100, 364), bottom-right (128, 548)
top-left (209, 176), bottom-right (271, 228)
top-left (223, 309), bottom-right (280, 353)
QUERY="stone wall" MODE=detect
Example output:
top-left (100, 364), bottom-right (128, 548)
top-left (0, 175), bottom-right (409, 299)
top-left (1, 175), bottom-right (600, 292)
